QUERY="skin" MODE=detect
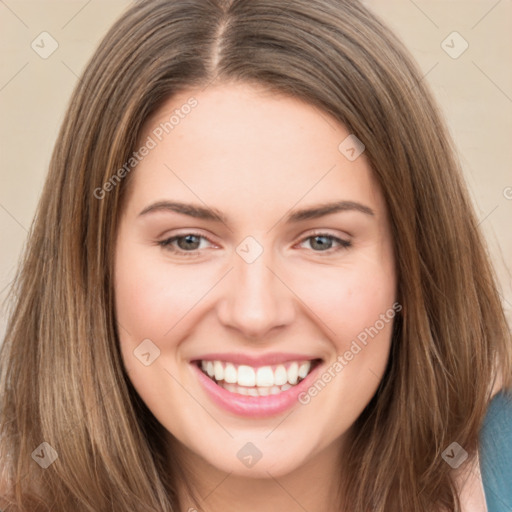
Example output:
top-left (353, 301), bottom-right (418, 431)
top-left (455, 458), bottom-right (488, 512)
top-left (114, 82), bottom-right (398, 511)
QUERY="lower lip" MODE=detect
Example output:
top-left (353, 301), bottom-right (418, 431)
top-left (191, 362), bottom-right (322, 418)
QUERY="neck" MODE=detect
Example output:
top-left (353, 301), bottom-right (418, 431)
top-left (169, 437), bottom-right (345, 512)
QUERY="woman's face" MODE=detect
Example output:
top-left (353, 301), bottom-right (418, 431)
top-left (114, 82), bottom-right (397, 479)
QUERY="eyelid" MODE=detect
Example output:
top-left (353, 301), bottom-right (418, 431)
top-left (157, 229), bottom-right (352, 257)
top-left (295, 230), bottom-right (352, 252)
top-left (157, 231), bottom-right (218, 256)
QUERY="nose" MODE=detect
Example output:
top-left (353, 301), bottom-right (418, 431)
top-left (216, 246), bottom-right (296, 340)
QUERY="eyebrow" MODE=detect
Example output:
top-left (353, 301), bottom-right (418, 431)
top-left (138, 200), bottom-right (375, 224)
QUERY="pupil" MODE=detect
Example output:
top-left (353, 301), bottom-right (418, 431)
top-left (312, 236), bottom-right (331, 251)
top-left (179, 235), bottom-right (200, 250)
top-left (176, 235), bottom-right (333, 251)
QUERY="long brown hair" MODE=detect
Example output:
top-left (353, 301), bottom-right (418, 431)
top-left (1, 0), bottom-right (511, 510)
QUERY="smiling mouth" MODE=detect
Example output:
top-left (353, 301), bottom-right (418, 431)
top-left (194, 359), bottom-right (322, 397)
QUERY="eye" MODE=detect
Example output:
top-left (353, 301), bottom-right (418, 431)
top-left (157, 231), bottom-right (352, 257)
top-left (298, 232), bottom-right (351, 253)
top-left (158, 232), bottom-right (215, 256)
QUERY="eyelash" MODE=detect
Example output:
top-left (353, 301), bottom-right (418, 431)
top-left (157, 231), bottom-right (352, 257)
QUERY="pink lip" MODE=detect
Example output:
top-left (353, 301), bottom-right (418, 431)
top-left (191, 360), bottom-right (323, 418)
top-left (192, 352), bottom-right (318, 367)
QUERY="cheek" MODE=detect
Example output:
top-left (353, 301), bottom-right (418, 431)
top-left (113, 243), bottom-right (205, 425)
top-left (292, 257), bottom-right (396, 345)
top-left (337, 273), bottom-right (396, 349)
top-left (115, 241), bottom-right (209, 338)
top-left (289, 251), bottom-right (397, 408)
top-left (114, 241), bottom-right (196, 372)
top-left (292, 265), bottom-right (396, 424)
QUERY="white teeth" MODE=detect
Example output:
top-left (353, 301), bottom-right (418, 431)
top-left (214, 361), bottom-right (224, 381)
top-left (237, 386), bottom-right (249, 396)
top-left (274, 365), bottom-right (288, 386)
top-left (287, 362), bottom-right (299, 385)
top-left (224, 363), bottom-right (237, 384)
top-left (217, 383), bottom-right (279, 396)
top-left (256, 366), bottom-right (274, 387)
top-left (199, 359), bottom-right (317, 391)
top-left (258, 387), bottom-right (270, 396)
top-left (237, 365), bottom-right (256, 387)
top-left (298, 361), bottom-right (311, 379)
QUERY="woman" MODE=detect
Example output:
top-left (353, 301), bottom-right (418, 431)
top-left (1, 0), bottom-right (510, 510)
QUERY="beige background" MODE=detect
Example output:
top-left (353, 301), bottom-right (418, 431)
top-left (1, 1), bottom-right (511, 341)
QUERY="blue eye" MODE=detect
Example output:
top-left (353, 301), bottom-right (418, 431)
top-left (299, 234), bottom-right (352, 253)
top-left (157, 232), bottom-right (351, 257)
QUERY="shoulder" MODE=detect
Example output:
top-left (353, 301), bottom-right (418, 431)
top-left (479, 389), bottom-right (512, 512)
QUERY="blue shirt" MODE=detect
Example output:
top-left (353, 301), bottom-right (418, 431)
top-left (480, 390), bottom-right (512, 511)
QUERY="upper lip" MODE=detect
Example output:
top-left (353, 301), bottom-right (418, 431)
top-left (191, 352), bottom-right (322, 367)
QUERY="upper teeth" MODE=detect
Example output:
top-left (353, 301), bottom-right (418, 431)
top-left (201, 360), bottom-right (313, 388)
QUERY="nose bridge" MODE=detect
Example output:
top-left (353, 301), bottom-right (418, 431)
top-left (217, 238), bottom-right (294, 338)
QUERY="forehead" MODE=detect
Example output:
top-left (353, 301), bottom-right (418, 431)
top-left (124, 82), bottom-right (384, 222)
